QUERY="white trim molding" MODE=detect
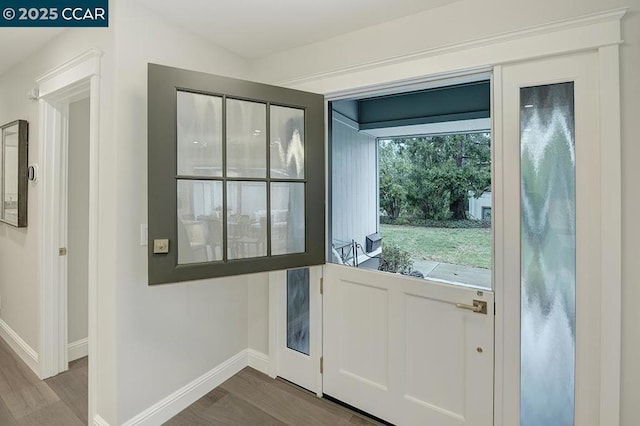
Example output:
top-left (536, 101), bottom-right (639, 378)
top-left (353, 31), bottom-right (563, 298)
top-left (597, 43), bottom-right (622, 426)
top-left (121, 350), bottom-right (251, 426)
top-left (68, 338), bottom-right (88, 362)
top-left (247, 349), bottom-right (270, 375)
top-left (37, 48), bottom-right (103, 100)
top-left (281, 9), bottom-right (626, 95)
top-left (92, 414), bottom-right (110, 426)
top-left (0, 318), bottom-right (39, 374)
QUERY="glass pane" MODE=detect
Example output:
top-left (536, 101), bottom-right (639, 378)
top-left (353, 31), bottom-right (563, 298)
top-left (287, 268), bottom-right (310, 355)
top-left (227, 181), bottom-right (267, 259)
top-left (177, 180), bottom-right (224, 264)
top-left (227, 99), bottom-right (266, 178)
top-left (270, 105), bottom-right (305, 179)
top-left (520, 82), bottom-right (575, 426)
top-left (271, 182), bottom-right (305, 255)
top-left (176, 91), bottom-right (223, 177)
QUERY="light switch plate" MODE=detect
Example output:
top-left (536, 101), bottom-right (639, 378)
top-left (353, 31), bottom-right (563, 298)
top-left (153, 239), bottom-right (169, 254)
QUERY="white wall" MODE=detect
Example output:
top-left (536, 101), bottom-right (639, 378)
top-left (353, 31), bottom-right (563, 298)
top-left (248, 273), bottom-right (269, 355)
top-left (112, 2), bottom-right (253, 423)
top-left (67, 98), bottom-right (90, 347)
top-left (251, 1), bottom-right (640, 425)
top-left (0, 20), bottom-right (117, 422)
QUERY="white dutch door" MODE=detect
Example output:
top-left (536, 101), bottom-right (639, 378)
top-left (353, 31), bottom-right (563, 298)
top-left (323, 77), bottom-right (494, 425)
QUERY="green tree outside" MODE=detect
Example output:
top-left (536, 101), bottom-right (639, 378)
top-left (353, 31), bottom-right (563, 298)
top-left (379, 133), bottom-right (491, 221)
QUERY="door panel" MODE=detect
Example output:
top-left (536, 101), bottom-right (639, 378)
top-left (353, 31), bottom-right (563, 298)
top-left (339, 280), bottom-right (389, 389)
top-left (273, 266), bottom-right (322, 394)
top-left (324, 263), bottom-right (494, 426)
top-left (500, 52), bottom-right (601, 426)
top-left (404, 293), bottom-right (465, 415)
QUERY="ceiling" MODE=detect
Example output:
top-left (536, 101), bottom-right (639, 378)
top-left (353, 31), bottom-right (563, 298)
top-left (0, 28), bottom-right (65, 77)
top-left (0, 0), bottom-right (456, 77)
top-left (133, 0), bottom-right (457, 59)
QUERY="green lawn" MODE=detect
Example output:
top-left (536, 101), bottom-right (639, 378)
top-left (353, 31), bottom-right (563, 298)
top-left (380, 224), bottom-right (492, 269)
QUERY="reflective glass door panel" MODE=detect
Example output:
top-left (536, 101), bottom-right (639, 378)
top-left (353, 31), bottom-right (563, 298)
top-left (520, 82), bottom-right (575, 426)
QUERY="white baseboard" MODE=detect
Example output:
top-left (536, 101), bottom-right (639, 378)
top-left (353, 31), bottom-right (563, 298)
top-left (68, 338), bottom-right (88, 362)
top-left (122, 349), bottom-right (249, 426)
top-left (247, 349), bottom-right (270, 375)
top-left (93, 414), bottom-right (110, 426)
top-left (0, 318), bottom-right (39, 375)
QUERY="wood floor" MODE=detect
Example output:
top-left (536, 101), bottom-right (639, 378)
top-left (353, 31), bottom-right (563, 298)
top-left (167, 367), bottom-right (382, 426)
top-left (1, 335), bottom-right (382, 426)
top-left (0, 336), bottom-right (86, 425)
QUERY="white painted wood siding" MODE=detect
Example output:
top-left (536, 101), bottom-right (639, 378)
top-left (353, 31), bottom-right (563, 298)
top-left (330, 115), bottom-right (378, 254)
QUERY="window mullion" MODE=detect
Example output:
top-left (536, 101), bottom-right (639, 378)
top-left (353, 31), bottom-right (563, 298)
top-left (222, 94), bottom-right (228, 262)
top-left (266, 102), bottom-right (272, 257)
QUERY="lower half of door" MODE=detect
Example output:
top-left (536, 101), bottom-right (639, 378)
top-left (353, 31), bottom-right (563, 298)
top-left (323, 263), bottom-right (494, 426)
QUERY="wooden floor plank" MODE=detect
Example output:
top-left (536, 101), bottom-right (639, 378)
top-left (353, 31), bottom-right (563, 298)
top-left (0, 340), bottom-right (41, 396)
top-left (165, 387), bottom-right (286, 426)
top-left (0, 381), bottom-right (60, 420)
top-left (45, 357), bottom-right (88, 424)
top-left (0, 336), bottom-right (85, 425)
top-left (218, 368), bottom-right (377, 426)
top-left (168, 367), bottom-right (382, 426)
top-left (242, 368), bottom-right (381, 425)
top-left (15, 400), bottom-right (84, 426)
top-left (0, 396), bottom-right (18, 426)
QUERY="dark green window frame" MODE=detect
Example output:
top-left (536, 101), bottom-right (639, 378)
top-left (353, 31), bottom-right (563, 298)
top-left (148, 64), bottom-right (325, 285)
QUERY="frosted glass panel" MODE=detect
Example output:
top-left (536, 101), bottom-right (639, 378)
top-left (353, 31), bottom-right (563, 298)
top-left (176, 91), bottom-right (223, 177)
top-left (287, 268), bottom-right (310, 355)
top-left (271, 182), bottom-right (305, 255)
top-left (227, 181), bottom-right (267, 259)
top-left (227, 99), bottom-right (266, 178)
top-left (270, 105), bottom-right (305, 179)
top-left (177, 180), bottom-right (224, 264)
top-left (520, 82), bottom-right (575, 426)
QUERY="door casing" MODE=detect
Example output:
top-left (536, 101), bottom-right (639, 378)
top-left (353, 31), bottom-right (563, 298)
top-left (37, 48), bottom-right (103, 424)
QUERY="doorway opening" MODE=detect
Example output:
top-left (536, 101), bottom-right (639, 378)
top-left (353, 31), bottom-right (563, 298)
top-left (40, 96), bottom-right (91, 424)
top-left (321, 74), bottom-right (495, 425)
top-left (66, 98), bottom-right (90, 367)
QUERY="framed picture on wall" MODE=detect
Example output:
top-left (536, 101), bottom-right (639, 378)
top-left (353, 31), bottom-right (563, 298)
top-left (0, 120), bottom-right (28, 227)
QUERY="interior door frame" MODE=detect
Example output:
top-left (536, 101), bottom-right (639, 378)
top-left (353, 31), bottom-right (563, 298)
top-left (274, 9), bottom-right (623, 425)
top-left (37, 48), bottom-right (102, 423)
